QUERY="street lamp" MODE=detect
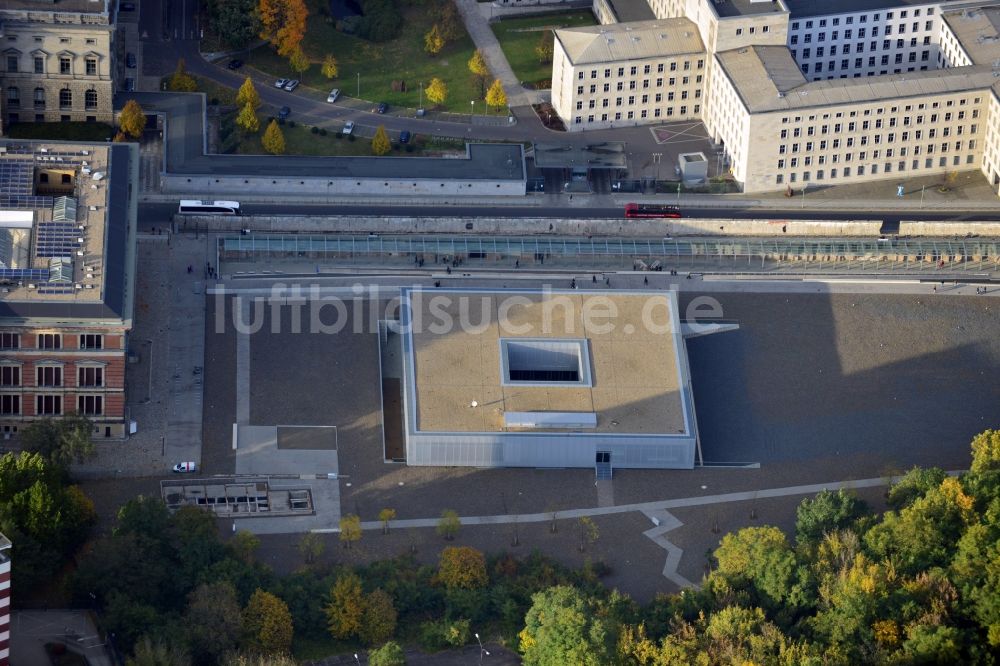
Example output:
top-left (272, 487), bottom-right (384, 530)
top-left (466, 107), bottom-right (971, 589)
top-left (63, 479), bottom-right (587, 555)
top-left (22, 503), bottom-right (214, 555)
top-left (471, 100), bottom-right (475, 117)
top-left (475, 633), bottom-right (490, 664)
top-left (357, 72), bottom-right (360, 99)
top-left (353, 654), bottom-right (360, 665)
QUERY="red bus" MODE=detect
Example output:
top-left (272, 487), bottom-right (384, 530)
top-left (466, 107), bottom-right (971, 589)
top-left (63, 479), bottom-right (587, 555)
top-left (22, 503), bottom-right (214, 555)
top-left (624, 203), bottom-right (682, 219)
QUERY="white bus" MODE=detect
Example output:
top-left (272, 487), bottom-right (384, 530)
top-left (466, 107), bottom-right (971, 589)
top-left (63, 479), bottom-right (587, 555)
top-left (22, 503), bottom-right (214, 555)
top-left (177, 200), bottom-right (241, 215)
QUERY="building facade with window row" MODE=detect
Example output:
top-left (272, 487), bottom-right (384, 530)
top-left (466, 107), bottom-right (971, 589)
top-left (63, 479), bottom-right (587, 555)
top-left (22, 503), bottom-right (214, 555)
top-left (551, 0), bottom-right (1000, 195)
top-left (0, 1), bottom-right (115, 131)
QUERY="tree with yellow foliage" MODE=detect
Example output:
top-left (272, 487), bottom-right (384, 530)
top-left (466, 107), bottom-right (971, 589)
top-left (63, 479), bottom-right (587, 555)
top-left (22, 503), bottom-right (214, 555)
top-left (261, 119), bottom-right (285, 155)
top-left (118, 99), bottom-right (146, 139)
top-left (424, 24), bottom-right (445, 56)
top-left (485, 78), bottom-right (507, 112)
top-left (236, 102), bottom-right (260, 133)
top-left (236, 77), bottom-right (261, 110)
top-left (322, 54), bottom-right (339, 80)
top-left (242, 589), bottom-right (294, 655)
top-left (371, 125), bottom-right (391, 156)
top-left (437, 546), bottom-right (487, 590)
top-left (424, 78), bottom-right (448, 106)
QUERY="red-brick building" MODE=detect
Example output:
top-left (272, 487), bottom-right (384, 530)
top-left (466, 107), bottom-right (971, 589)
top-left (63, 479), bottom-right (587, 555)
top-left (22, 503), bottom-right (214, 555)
top-left (0, 141), bottom-right (137, 438)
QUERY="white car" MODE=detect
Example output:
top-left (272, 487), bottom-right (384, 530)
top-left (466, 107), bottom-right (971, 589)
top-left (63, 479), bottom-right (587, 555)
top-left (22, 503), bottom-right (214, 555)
top-left (172, 461), bottom-right (197, 473)
top-left (283, 79), bottom-right (300, 92)
top-left (274, 78), bottom-right (288, 89)
top-left (327, 88), bottom-right (341, 103)
top-left (342, 121), bottom-right (355, 135)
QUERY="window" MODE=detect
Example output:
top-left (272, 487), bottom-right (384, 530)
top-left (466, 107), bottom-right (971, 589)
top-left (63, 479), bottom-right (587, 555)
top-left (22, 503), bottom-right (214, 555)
top-left (85, 57), bottom-right (97, 76)
top-left (6, 55), bottom-right (17, 72)
top-left (36, 395), bottom-right (62, 416)
top-left (0, 334), bottom-right (19, 349)
top-left (0, 395), bottom-right (20, 416)
top-left (38, 333), bottom-right (61, 349)
top-left (85, 89), bottom-right (97, 110)
top-left (34, 87), bottom-right (44, 109)
top-left (37, 365), bottom-right (63, 387)
top-left (0, 365), bottom-right (20, 387)
top-left (79, 334), bottom-right (103, 350)
top-left (6, 87), bottom-right (18, 108)
top-left (59, 56), bottom-right (71, 74)
top-left (34, 56), bottom-right (44, 74)
top-left (59, 88), bottom-right (71, 109)
top-left (78, 395), bottom-right (103, 416)
top-left (501, 339), bottom-right (592, 386)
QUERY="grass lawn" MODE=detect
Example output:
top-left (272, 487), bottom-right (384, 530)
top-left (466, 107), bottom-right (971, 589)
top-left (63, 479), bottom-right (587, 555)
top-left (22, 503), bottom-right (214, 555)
top-left (219, 111), bottom-right (466, 157)
top-left (246, 0), bottom-right (482, 113)
top-left (5, 121), bottom-right (115, 142)
top-left (491, 11), bottom-right (596, 86)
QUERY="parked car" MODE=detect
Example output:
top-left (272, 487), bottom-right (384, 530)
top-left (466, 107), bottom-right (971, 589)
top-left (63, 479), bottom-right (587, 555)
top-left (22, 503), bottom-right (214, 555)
top-left (283, 79), bottom-right (299, 92)
top-left (278, 106), bottom-right (291, 120)
top-left (399, 130), bottom-right (411, 144)
top-left (342, 121), bottom-right (355, 135)
top-left (227, 59), bottom-right (243, 70)
top-left (274, 78), bottom-right (288, 89)
top-left (327, 88), bottom-right (341, 103)
top-left (125, 53), bottom-right (137, 68)
top-left (172, 462), bottom-right (197, 473)
top-left (120, 2), bottom-right (136, 11)
top-left (123, 78), bottom-right (135, 92)
top-left (375, 102), bottom-right (388, 114)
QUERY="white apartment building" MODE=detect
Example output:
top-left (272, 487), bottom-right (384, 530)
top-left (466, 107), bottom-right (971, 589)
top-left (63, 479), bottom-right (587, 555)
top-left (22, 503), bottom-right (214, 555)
top-left (0, 0), bottom-right (115, 132)
top-left (550, 0), bottom-right (1000, 195)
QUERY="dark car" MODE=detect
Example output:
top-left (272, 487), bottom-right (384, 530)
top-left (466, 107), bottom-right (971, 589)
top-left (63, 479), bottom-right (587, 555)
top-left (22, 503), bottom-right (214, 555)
top-left (125, 53), bottom-right (136, 68)
top-left (399, 130), bottom-right (411, 144)
top-left (278, 106), bottom-right (291, 120)
top-left (375, 102), bottom-right (388, 114)
top-left (227, 59), bottom-right (243, 70)
top-left (120, 2), bottom-right (136, 10)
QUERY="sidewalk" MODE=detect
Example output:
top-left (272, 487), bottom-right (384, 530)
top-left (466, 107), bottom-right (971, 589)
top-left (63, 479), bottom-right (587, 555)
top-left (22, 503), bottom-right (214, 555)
top-left (455, 0), bottom-right (534, 107)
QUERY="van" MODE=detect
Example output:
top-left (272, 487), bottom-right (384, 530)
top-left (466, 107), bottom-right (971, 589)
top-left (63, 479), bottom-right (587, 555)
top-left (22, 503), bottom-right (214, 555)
top-left (327, 88), bottom-right (341, 103)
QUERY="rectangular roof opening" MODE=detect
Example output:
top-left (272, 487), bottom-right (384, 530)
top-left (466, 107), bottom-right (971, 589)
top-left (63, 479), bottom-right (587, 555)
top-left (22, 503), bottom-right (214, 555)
top-left (501, 339), bottom-right (592, 387)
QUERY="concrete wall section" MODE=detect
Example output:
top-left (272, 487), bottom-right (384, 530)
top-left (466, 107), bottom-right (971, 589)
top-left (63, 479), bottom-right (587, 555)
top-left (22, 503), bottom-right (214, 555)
top-left (898, 221), bottom-right (1000, 236)
top-left (163, 175), bottom-right (526, 197)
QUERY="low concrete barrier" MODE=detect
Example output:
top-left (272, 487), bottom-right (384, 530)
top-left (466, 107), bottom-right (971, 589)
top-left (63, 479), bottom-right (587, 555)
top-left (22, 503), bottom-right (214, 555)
top-left (899, 221), bottom-right (1000, 236)
top-left (178, 215), bottom-right (884, 237)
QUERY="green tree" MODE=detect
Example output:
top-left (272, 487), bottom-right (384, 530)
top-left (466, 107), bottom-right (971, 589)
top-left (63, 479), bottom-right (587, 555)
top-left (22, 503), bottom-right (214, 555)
top-left (368, 640), bottom-right (405, 666)
top-left (325, 572), bottom-right (365, 639)
top-left (887, 466), bottom-right (948, 509)
top-left (298, 531), bottom-right (324, 564)
top-left (371, 125), bottom-right (391, 156)
top-left (125, 636), bottom-right (189, 666)
top-left (485, 78), bottom-right (507, 112)
top-left (436, 0), bottom-right (463, 41)
top-left (971, 430), bottom-right (1000, 473)
top-left (535, 29), bottom-right (554, 64)
top-left (437, 546), bottom-right (487, 590)
top-left (519, 585), bottom-right (613, 666)
top-left (206, 0), bottom-right (261, 49)
top-left (360, 589), bottom-right (398, 645)
top-left (795, 489), bottom-right (869, 546)
top-left (185, 582), bottom-right (243, 664)
top-left (322, 54), bottom-right (339, 79)
top-left (236, 77), bottom-right (261, 110)
top-left (340, 513), bottom-right (362, 548)
top-left (379, 508), bottom-right (396, 534)
top-left (424, 24), bottom-right (445, 56)
top-left (118, 99), bottom-right (147, 139)
top-left (288, 47), bottom-right (309, 75)
top-left (437, 509), bottom-right (460, 540)
top-left (20, 414), bottom-right (96, 467)
top-left (262, 119), bottom-right (286, 155)
top-left (167, 58), bottom-right (197, 92)
top-left (223, 654), bottom-right (298, 666)
top-left (577, 516), bottom-right (599, 552)
top-left (425, 78), bottom-right (448, 106)
top-left (236, 102), bottom-right (260, 133)
top-left (243, 588), bottom-right (294, 654)
top-left (712, 526), bottom-right (804, 609)
top-left (230, 530), bottom-right (260, 565)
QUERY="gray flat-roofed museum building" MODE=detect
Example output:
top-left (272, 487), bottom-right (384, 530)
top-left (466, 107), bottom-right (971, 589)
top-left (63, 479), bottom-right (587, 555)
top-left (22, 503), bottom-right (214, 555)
top-left (398, 287), bottom-right (699, 470)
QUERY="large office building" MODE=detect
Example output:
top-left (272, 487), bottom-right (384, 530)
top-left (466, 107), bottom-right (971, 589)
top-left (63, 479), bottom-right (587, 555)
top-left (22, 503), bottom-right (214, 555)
top-left (0, 0), bottom-right (116, 132)
top-left (551, 0), bottom-right (1000, 195)
top-left (0, 140), bottom-right (138, 438)
top-left (398, 287), bottom-right (700, 471)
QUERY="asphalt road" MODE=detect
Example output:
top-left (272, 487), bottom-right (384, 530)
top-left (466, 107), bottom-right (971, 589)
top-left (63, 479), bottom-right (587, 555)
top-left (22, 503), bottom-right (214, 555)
top-left (136, 202), bottom-right (1000, 227)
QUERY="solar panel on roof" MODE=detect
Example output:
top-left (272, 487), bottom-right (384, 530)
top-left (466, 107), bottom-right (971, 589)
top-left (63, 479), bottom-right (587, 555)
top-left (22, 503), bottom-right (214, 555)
top-left (0, 268), bottom-right (49, 282)
top-left (35, 222), bottom-right (82, 258)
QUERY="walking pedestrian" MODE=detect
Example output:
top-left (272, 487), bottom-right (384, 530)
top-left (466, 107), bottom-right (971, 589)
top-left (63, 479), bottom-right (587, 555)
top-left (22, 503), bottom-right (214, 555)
top-left (933, 285), bottom-right (937, 292)
top-left (644, 276), bottom-right (648, 285)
